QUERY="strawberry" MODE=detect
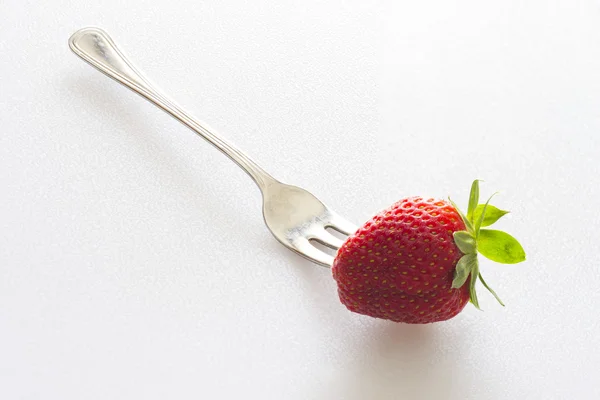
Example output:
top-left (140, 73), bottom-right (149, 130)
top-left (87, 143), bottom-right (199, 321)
top-left (332, 180), bottom-right (525, 324)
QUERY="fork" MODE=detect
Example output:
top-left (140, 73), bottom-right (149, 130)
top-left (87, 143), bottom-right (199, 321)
top-left (69, 27), bottom-right (358, 267)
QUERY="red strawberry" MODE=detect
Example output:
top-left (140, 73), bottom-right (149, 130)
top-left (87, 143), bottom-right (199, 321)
top-left (332, 181), bottom-right (525, 324)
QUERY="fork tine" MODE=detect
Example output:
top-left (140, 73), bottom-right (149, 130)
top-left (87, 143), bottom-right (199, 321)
top-left (326, 212), bottom-right (359, 236)
top-left (293, 238), bottom-right (334, 267)
top-left (311, 229), bottom-right (345, 250)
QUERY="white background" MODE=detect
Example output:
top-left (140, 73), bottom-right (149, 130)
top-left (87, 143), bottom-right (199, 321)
top-left (1, 1), bottom-right (599, 399)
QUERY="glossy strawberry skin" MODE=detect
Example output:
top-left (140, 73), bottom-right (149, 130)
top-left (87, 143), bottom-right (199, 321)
top-left (332, 197), bottom-right (471, 323)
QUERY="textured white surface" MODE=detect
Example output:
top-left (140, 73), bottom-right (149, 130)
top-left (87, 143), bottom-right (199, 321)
top-left (1, 1), bottom-right (600, 399)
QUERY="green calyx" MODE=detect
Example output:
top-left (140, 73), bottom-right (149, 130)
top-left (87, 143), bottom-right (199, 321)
top-left (449, 180), bottom-right (526, 309)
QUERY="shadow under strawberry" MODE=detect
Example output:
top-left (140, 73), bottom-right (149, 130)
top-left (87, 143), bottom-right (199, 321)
top-left (329, 321), bottom-right (474, 400)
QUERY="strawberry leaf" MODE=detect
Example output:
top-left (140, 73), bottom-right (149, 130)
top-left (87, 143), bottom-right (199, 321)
top-left (474, 193), bottom-right (497, 238)
top-left (448, 197), bottom-right (474, 233)
top-left (469, 258), bottom-right (481, 310)
top-left (478, 272), bottom-right (505, 306)
top-left (452, 254), bottom-right (476, 289)
top-left (453, 231), bottom-right (476, 254)
top-left (467, 180), bottom-right (480, 223)
top-left (473, 205), bottom-right (509, 228)
top-left (477, 229), bottom-right (526, 264)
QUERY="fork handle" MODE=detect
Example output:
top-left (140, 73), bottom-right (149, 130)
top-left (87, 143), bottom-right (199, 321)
top-left (69, 27), bottom-right (276, 191)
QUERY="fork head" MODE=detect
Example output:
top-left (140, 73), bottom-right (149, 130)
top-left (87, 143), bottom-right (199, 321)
top-left (261, 182), bottom-right (358, 267)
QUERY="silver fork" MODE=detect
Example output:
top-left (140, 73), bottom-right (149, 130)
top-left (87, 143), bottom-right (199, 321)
top-left (69, 27), bottom-right (358, 267)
